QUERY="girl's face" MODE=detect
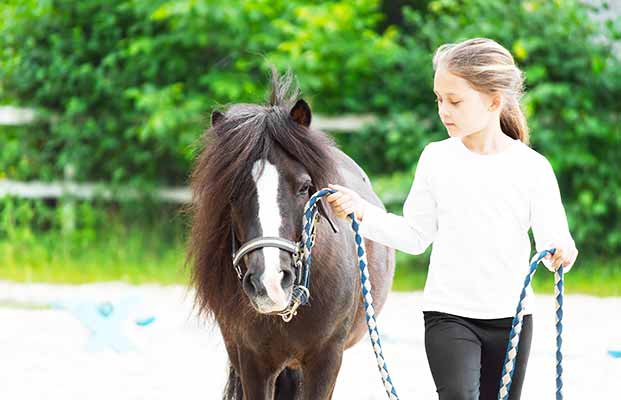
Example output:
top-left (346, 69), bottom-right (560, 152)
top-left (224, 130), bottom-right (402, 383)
top-left (433, 66), bottom-right (499, 139)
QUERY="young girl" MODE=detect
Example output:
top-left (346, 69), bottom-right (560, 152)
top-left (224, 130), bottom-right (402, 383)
top-left (325, 37), bottom-right (579, 399)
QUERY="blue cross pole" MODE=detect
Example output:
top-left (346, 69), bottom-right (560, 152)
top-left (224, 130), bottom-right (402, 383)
top-left (51, 295), bottom-right (156, 353)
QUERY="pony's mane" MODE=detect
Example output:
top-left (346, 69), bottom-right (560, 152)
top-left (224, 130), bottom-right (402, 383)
top-left (186, 68), bottom-right (339, 323)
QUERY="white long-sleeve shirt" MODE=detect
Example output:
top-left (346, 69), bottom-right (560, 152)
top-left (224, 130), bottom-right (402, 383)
top-left (358, 136), bottom-right (575, 319)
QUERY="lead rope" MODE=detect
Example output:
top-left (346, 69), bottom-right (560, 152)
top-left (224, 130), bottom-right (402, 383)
top-left (304, 189), bottom-right (564, 400)
top-left (311, 189), bottom-right (400, 399)
top-left (498, 248), bottom-right (564, 400)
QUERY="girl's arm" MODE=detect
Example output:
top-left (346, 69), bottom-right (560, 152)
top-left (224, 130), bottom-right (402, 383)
top-left (355, 144), bottom-right (438, 255)
top-left (530, 156), bottom-right (578, 272)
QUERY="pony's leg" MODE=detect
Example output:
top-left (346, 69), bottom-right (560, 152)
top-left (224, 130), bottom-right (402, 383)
top-left (238, 353), bottom-right (277, 400)
top-left (301, 344), bottom-right (344, 400)
top-left (275, 368), bottom-right (302, 399)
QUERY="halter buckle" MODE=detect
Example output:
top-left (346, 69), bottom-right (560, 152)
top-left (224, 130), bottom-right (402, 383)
top-left (278, 286), bottom-right (310, 322)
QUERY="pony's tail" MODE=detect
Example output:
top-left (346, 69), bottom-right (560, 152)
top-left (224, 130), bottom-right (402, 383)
top-left (222, 363), bottom-right (243, 400)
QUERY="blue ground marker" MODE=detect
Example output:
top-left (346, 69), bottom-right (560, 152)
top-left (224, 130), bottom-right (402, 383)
top-left (608, 350), bottom-right (621, 358)
top-left (51, 295), bottom-right (155, 353)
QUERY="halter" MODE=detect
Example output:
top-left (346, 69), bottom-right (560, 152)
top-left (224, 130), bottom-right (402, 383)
top-left (230, 190), bottom-right (338, 322)
top-left (231, 233), bottom-right (300, 281)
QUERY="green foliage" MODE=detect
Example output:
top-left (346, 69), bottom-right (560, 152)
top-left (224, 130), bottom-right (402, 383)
top-left (0, 0), bottom-right (619, 263)
top-left (1, 0), bottom-right (264, 184)
top-left (0, 0), bottom-right (395, 184)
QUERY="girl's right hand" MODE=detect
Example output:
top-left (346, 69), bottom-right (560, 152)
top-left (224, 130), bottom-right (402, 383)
top-left (543, 239), bottom-right (579, 273)
top-left (324, 183), bottom-right (366, 221)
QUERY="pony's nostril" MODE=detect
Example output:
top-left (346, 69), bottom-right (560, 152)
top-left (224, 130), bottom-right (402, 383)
top-left (242, 273), bottom-right (254, 296)
top-left (243, 272), bottom-right (264, 297)
top-left (281, 269), bottom-right (294, 288)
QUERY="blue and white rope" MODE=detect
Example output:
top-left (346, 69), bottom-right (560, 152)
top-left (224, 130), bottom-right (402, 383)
top-left (498, 248), bottom-right (564, 400)
top-left (302, 189), bottom-right (564, 400)
top-left (303, 189), bottom-right (400, 399)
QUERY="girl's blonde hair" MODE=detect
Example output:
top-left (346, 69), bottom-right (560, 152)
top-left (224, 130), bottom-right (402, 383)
top-left (432, 37), bottom-right (530, 145)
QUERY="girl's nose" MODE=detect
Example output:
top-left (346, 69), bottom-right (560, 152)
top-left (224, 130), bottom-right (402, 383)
top-left (439, 108), bottom-right (451, 121)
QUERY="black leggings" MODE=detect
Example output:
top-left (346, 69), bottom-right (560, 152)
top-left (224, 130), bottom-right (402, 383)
top-left (424, 311), bottom-right (533, 400)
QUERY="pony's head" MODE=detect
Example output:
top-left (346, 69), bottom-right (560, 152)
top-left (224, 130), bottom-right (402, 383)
top-left (187, 67), bottom-right (339, 320)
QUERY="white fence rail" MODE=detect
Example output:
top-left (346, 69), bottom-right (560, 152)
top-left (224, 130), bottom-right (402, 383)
top-left (0, 179), bottom-right (405, 206)
top-left (0, 179), bottom-right (190, 203)
top-left (0, 106), bottom-right (379, 204)
top-left (0, 107), bottom-right (377, 132)
top-left (0, 106), bottom-right (36, 125)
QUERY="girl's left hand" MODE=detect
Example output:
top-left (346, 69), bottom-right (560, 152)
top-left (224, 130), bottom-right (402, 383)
top-left (543, 239), bottom-right (579, 272)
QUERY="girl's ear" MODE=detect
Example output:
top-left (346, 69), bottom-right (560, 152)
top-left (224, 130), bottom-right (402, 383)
top-left (489, 93), bottom-right (503, 112)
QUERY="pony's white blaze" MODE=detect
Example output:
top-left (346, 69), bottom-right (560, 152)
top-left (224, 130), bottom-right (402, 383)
top-left (251, 160), bottom-right (289, 312)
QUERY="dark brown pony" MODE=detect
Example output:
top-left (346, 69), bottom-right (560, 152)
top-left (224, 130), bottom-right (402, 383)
top-left (187, 68), bottom-right (396, 399)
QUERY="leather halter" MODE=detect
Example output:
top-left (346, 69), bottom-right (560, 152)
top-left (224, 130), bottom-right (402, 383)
top-left (230, 192), bottom-right (339, 282)
top-left (230, 232), bottom-right (301, 281)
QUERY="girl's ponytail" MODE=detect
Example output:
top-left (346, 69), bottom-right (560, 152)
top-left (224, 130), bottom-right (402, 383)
top-left (500, 95), bottom-right (529, 145)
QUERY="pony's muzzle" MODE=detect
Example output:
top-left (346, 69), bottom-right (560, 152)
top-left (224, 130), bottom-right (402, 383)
top-left (242, 268), bottom-right (295, 313)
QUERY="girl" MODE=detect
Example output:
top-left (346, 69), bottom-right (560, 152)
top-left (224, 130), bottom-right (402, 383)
top-left (324, 37), bottom-right (579, 399)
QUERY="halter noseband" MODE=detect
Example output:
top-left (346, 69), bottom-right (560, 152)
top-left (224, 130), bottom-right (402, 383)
top-left (230, 230), bottom-right (302, 281)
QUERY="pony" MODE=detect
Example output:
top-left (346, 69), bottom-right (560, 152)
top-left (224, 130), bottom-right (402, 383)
top-left (186, 67), bottom-right (396, 399)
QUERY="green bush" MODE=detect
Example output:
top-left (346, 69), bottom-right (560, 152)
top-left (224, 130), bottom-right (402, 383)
top-left (1, 0), bottom-right (619, 258)
top-left (0, 0), bottom-right (395, 185)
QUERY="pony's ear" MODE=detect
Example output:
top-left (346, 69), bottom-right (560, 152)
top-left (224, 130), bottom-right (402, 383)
top-left (290, 99), bottom-right (311, 128)
top-left (211, 110), bottom-right (225, 127)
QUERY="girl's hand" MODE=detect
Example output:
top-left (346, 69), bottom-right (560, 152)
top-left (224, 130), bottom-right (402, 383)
top-left (324, 183), bottom-right (366, 221)
top-left (543, 239), bottom-right (579, 272)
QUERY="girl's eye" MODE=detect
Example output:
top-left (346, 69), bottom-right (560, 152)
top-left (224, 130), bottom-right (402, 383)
top-left (434, 98), bottom-right (460, 106)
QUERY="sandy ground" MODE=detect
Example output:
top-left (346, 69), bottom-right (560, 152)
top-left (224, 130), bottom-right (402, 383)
top-left (1, 281), bottom-right (619, 399)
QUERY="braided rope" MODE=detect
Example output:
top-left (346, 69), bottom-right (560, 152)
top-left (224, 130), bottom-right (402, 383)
top-left (277, 193), bottom-right (322, 322)
top-left (498, 248), bottom-right (564, 400)
top-left (304, 189), bottom-right (400, 399)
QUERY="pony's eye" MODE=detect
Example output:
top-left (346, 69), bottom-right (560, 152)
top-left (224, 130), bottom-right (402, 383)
top-left (298, 182), bottom-right (311, 195)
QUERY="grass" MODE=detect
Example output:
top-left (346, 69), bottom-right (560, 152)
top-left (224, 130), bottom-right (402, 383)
top-left (0, 299), bottom-right (51, 310)
top-left (0, 224), bottom-right (619, 297)
top-left (0, 225), bottom-right (190, 285)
